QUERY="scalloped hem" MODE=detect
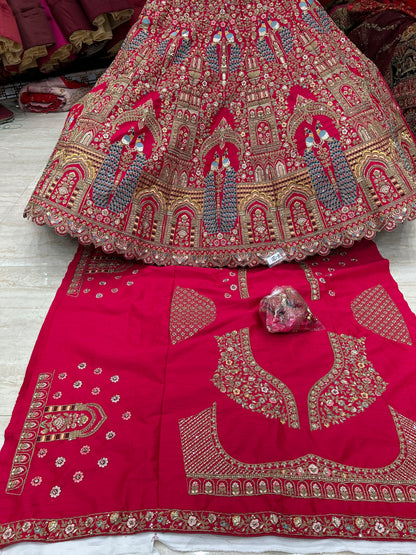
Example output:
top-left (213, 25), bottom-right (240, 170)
top-left (24, 198), bottom-right (416, 267)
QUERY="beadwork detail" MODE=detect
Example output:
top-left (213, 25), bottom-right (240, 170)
top-left (212, 329), bottom-right (300, 428)
top-left (352, 284), bottom-right (413, 345)
top-left (238, 269), bottom-right (249, 299)
top-left (24, 0), bottom-right (416, 266)
top-left (170, 287), bottom-right (217, 344)
top-left (299, 261), bottom-right (320, 300)
top-left (308, 333), bottom-right (387, 430)
top-left (179, 403), bottom-right (416, 502)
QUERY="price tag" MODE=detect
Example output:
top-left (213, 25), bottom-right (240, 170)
top-left (265, 248), bottom-right (286, 267)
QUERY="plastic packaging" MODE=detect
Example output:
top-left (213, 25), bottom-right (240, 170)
top-left (259, 286), bottom-right (324, 333)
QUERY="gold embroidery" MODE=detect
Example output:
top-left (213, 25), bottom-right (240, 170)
top-left (299, 261), bottom-right (320, 300)
top-left (179, 403), bottom-right (416, 502)
top-left (6, 372), bottom-right (107, 496)
top-left (170, 287), bottom-right (216, 344)
top-left (38, 403), bottom-right (107, 442)
top-left (67, 247), bottom-right (133, 296)
top-left (6, 373), bottom-right (54, 496)
top-left (352, 284), bottom-right (412, 345)
top-left (2, 509), bottom-right (416, 545)
top-left (238, 269), bottom-right (249, 299)
top-left (212, 329), bottom-right (300, 428)
top-left (308, 333), bottom-right (387, 430)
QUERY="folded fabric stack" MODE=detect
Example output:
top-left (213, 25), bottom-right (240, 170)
top-left (0, 0), bottom-right (145, 79)
top-left (18, 75), bottom-right (90, 112)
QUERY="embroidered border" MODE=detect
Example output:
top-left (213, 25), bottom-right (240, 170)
top-left (299, 261), bottom-right (320, 300)
top-left (308, 333), bottom-right (387, 430)
top-left (179, 403), bottom-right (416, 502)
top-left (67, 248), bottom-right (134, 296)
top-left (212, 329), bottom-right (300, 428)
top-left (6, 372), bottom-right (54, 496)
top-left (238, 269), bottom-right (249, 299)
top-left (67, 249), bottom-right (91, 297)
top-left (352, 284), bottom-right (412, 345)
top-left (2, 508), bottom-right (416, 545)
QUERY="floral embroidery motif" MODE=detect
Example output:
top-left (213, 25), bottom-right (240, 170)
top-left (352, 285), bottom-right (412, 345)
top-left (49, 486), bottom-right (61, 499)
top-left (67, 248), bottom-right (133, 297)
top-left (170, 287), bottom-right (217, 345)
top-left (308, 333), bottom-right (387, 430)
top-left (179, 403), bottom-right (416, 502)
top-left (212, 329), bottom-right (300, 429)
top-left (2, 509), bottom-right (416, 545)
top-left (38, 403), bottom-right (107, 442)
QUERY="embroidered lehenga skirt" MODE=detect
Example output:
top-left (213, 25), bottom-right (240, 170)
top-left (24, 0), bottom-right (416, 267)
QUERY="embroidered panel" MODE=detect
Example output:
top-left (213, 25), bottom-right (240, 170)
top-left (298, 261), bottom-right (320, 300)
top-left (6, 374), bottom-right (107, 497)
top-left (6, 373), bottom-right (54, 496)
top-left (179, 403), bottom-right (416, 502)
top-left (38, 403), bottom-right (107, 443)
top-left (212, 329), bottom-right (300, 429)
top-left (352, 284), bottom-right (413, 345)
top-left (3, 509), bottom-right (416, 543)
top-left (3, 240), bottom-right (416, 547)
top-left (238, 269), bottom-right (249, 299)
top-left (308, 333), bottom-right (387, 430)
top-left (24, 0), bottom-right (416, 266)
top-left (67, 248), bottom-right (133, 296)
top-left (170, 287), bottom-right (216, 344)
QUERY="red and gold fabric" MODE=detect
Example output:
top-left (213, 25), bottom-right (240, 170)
top-left (2, 240), bottom-right (416, 547)
top-left (24, 0), bottom-right (416, 267)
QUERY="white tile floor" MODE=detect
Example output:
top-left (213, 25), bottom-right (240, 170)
top-left (1, 100), bottom-right (416, 554)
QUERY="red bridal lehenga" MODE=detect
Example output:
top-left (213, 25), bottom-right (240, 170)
top-left (5, 0), bottom-right (416, 552)
top-left (24, 0), bottom-right (416, 266)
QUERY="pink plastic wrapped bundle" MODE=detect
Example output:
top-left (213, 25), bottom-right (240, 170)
top-left (259, 286), bottom-right (324, 333)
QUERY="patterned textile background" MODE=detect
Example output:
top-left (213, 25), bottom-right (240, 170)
top-left (24, 0), bottom-right (416, 266)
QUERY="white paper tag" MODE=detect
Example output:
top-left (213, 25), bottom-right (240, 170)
top-left (265, 248), bottom-right (286, 267)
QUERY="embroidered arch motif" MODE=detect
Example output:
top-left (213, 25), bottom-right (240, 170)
top-left (367, 166), bottom-right (400, 205)
top-left (50, 167), bottom-right (84, 206)
top-left (247, 203), bottom-right (272, 243)
top-left (340, 84), bottom-right (361, 107)
top-left (308, 333), bottom-right (387, 430)
top-left (212, 329), bottom-right (300, 429)
top-left (6, 372), bottom-right (107, 496)
top-left (176, 125), bottom-right (190, 151)
top-left (137, 201), bottom-right (156, 240)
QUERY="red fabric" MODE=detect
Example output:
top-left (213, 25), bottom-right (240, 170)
top-left (349, 0), bottom-right (416, 18)
top-left (0, 104), bottom-right (14, 122)
top-left (0, 0), bottom-right (21, 46)
top-left (7, 0), bottom-right (55, 49)
top-left (78, 0), bottom-right (132, 22)
top-left (18, 76), bottom-right (91, 112)
top-left (24, 0), bottom-right (416, 267)
top-left (46, 0), bottom-right (95, 38)
top-left (1, 240), bottom-right (416, 547)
